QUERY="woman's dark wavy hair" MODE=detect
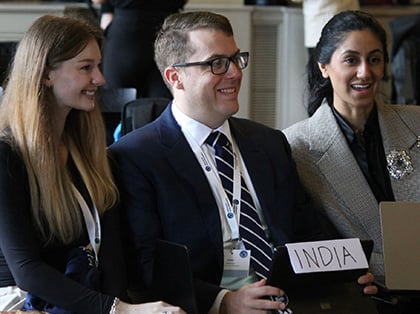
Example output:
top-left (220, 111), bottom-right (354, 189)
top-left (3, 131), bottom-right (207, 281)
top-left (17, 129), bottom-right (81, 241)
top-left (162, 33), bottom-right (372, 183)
top-left (306, 10), bottom-right (389, 116)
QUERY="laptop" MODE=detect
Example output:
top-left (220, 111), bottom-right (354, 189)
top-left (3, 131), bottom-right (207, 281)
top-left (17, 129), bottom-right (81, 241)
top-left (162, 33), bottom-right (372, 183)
top-left (379, 201), bottom-right (420, 292)
top-left (151, 240), bottom-right (199, 314)
top-left (267, 239), bottom-right (378, 313)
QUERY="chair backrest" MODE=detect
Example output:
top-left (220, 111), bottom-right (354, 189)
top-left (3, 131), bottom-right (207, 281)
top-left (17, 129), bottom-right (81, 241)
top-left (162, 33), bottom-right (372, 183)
top-left (121, 97), bottom-right (170, 136)
top-left (389, 14), bottom-right (420, 105)
top-left (98, 87), bottom-right (137, 113)
top-left (0, 42), bottom-right (17, 84)
top-left (98, 87), bottom-right (137, 145)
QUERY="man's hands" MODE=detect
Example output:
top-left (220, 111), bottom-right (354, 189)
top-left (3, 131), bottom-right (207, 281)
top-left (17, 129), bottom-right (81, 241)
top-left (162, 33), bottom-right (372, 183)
top-left (219, 272), bottom-right (377, 313)
top-left (220, 279), bottom-right (287, 314)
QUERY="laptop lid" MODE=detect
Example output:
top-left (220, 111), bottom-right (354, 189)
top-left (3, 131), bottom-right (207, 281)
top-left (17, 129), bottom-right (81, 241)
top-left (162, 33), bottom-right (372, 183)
top-left (151, 240), bottom-right (199, 314)
top-left (379, 201), bottom-right (420, 292)
top-left (267, 239), bottom-right (376, 314)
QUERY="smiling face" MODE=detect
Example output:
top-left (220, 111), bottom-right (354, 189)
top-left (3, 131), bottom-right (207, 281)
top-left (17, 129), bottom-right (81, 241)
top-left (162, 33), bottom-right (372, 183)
top-left (168, 29), bottom-right (243, 128)
top-left (45, 38), bottom-right (105, 115)
top-left (318, 29), bottom-right (385, 117)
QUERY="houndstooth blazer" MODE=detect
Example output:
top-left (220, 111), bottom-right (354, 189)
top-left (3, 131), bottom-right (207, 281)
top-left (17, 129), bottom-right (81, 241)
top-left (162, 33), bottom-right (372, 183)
top-left (283, 100), bottom-right (420, 277)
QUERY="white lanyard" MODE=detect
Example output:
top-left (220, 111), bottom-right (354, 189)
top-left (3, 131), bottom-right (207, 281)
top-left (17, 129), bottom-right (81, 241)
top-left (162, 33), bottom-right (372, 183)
top-left (71, 184), bottom-right (101, 265)
top-left (184, 129), bottom-right (242, 240)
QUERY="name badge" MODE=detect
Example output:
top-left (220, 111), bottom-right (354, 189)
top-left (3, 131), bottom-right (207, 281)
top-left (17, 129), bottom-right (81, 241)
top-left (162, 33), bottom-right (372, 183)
top-left (223, 249), bottom-right (251, 278)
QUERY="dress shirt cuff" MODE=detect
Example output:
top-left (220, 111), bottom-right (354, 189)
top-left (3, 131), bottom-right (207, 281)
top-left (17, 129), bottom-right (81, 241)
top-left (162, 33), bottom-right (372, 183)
top-left (208, 289), bottom-right (230, 314)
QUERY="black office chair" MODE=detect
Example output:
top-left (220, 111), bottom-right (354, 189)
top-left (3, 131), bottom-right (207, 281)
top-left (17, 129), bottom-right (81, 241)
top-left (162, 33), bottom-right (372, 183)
top-left (389, 14), bottom-right (420, 105)
top-left (98, 87), bottom-right (137, 145)
top-left (121, 97), bottom-right (170, 136)
top-left (0, 42), bottom-right (17, 85)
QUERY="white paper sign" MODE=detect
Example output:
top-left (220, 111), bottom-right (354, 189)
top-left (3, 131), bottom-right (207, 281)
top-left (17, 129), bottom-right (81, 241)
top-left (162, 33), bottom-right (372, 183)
top-left (285, 238), bottom-right (368, 274)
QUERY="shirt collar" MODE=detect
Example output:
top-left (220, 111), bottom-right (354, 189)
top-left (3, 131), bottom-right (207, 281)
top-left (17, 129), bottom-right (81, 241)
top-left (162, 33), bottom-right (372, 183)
top-left (332, 107), bottom-right (355, 143)
top-left (332, 105), bottom-right (379, 143)
top-left (171, 101), bottom-right (232, 146)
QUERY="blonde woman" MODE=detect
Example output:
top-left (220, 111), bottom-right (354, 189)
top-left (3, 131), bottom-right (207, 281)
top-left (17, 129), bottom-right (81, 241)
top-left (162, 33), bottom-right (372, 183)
top-left (0, 15), bottom-right (184, 314)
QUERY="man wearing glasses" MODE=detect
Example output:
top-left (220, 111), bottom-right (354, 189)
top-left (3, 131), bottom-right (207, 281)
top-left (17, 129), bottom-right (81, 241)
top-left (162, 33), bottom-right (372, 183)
top-left (109, 11), bottom-right (375, 314)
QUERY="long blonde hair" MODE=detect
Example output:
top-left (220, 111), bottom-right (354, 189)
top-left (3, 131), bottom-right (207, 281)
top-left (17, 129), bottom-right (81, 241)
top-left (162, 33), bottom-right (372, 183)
top-left (0, 15), bottom-right (118, 244)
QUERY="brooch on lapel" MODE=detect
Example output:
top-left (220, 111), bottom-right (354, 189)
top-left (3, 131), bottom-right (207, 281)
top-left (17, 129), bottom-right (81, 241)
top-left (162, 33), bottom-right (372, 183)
top-left (386, 149), bottom-right (414, 180)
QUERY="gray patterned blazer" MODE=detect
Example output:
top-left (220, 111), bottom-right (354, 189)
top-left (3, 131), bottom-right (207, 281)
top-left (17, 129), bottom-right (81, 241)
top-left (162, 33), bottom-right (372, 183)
top-left (283, 100), bottom-right (420, 277)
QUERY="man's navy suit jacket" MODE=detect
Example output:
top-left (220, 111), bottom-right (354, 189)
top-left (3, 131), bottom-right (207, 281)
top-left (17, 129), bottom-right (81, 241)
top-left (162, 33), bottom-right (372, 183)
top-left (109, 103), bottom-right (326, 313)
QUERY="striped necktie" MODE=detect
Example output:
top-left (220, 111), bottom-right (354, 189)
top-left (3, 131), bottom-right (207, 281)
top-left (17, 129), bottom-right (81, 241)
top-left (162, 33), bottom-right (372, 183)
top-left (206, 131), bottom-right (272, 279)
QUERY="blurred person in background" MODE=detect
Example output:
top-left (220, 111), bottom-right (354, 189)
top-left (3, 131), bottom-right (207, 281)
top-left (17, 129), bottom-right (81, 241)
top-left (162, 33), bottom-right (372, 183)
top-left (302, 0), bottom-right (360, 55)
top-left (92, 0), bottom-right (187, 99)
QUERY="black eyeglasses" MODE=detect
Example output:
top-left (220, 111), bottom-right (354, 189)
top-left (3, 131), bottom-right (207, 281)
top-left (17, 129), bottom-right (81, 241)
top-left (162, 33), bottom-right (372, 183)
top-left (172, 52), bottom-right (249, 75)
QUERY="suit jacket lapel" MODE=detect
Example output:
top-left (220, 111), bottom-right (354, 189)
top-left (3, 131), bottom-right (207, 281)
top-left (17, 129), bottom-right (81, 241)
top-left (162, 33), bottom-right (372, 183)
top-left (229, 119), bottom-right (276, 217)
top-left (378, 102), bottom-right (420, 201)
top-left (309, 103), bottom-right (381, 237)
top-left (158, 106), bottom-right (224, 250)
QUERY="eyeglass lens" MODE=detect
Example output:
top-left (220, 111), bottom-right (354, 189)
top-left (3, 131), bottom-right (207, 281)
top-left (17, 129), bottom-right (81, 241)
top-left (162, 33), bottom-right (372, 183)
top-left (211, 53), bottom-right (248, 74)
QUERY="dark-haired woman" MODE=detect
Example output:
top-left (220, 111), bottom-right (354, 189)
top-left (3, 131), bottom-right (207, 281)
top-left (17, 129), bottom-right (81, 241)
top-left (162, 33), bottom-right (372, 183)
top-left (284, 10), bottom-right (420, 314)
